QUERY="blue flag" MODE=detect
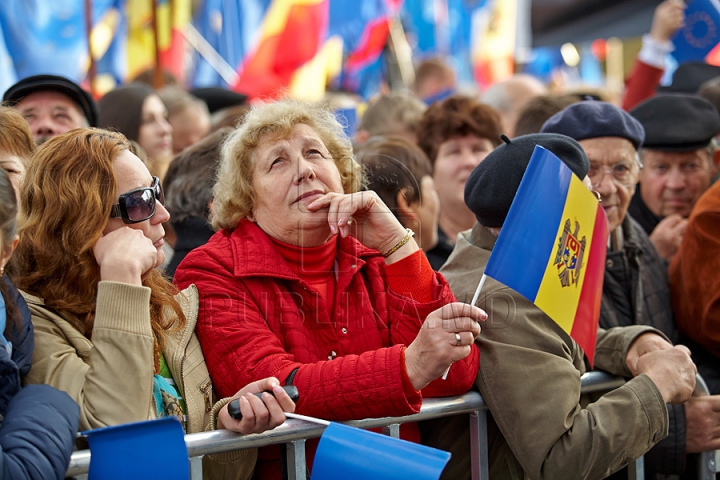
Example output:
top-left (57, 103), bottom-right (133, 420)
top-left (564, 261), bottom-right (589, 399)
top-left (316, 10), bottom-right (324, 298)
top-left (672, 0), bottom-right (720, 62)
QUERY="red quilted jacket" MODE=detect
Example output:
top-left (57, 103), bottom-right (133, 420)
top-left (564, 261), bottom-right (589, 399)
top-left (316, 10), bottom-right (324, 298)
top-left (174, 219), bottom-right (479, 478)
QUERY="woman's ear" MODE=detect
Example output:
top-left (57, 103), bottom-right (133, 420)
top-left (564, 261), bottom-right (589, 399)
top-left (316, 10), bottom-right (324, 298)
top-left (355, 130), bottom-right (370, 145)
top-left (1, 234), bottom-right (19, 271)
top-left (395, 188), bottom-right (418, 223)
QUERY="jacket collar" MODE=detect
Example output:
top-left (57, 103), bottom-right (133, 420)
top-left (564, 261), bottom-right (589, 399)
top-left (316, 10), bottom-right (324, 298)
top-left (227, 219), bottom-right (377, 280)
top-left (164, 284), bottom-right (200, 394)
top-left (468, 222), bottom-right (499, 251)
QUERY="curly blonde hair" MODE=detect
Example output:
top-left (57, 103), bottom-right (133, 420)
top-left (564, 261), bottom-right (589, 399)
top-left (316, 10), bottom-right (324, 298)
top-left (14, 128), bottom-right (185, 372)
top-left (212, 99), bottom-right (362, 231)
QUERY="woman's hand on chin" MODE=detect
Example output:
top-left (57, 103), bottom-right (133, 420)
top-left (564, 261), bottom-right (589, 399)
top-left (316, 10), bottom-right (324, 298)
top-left (94, 227), bottom-right (159, 285)
top-left (307, 191), bottom-right (419, 257)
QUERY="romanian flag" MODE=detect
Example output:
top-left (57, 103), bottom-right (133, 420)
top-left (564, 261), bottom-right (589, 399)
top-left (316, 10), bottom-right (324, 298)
top-left (233, 0), bottom-right (329, 99)
top-left (484, 146), bottom-right (608, 365)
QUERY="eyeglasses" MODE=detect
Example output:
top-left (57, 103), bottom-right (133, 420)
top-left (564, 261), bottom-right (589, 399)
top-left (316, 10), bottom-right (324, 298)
top-left (110, 176), bottom-right (164, 224)
top-left (588, 161), bottom-right (639, 188)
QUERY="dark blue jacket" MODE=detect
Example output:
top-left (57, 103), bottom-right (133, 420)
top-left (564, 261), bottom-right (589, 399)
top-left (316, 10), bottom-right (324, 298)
top-left (0, 278), bottom-right (33, 415)
top-left (0, 277), bottom-right (80, 479)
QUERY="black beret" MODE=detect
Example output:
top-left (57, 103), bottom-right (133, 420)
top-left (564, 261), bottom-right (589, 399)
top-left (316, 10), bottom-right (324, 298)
top-left (657, 61), bottom-right (720, 94)
top-left (540, 101), bottom-right (645, 150)
top-left (630, 94), bottom-right (720, 152)
top-left (464, 133), bottom-right (589, 228)
top-left (3, 74), bottom-right (98, 127)
top-left (189, 87), bottom-right (248, 114)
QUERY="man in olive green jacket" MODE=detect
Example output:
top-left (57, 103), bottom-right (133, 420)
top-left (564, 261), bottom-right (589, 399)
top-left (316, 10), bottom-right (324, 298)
top-left (440, 133), bottom-right (697, 480)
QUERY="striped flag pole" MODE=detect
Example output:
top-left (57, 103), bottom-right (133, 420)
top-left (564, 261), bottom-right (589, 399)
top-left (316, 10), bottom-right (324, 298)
top-left (84, 0), bottom-right (96, 96)
top-left (151, 0), bottom-right (163, 89)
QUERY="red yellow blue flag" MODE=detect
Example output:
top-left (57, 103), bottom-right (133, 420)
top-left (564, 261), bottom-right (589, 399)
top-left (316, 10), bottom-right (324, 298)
top-left (484, 145), bottom-right (608, 365)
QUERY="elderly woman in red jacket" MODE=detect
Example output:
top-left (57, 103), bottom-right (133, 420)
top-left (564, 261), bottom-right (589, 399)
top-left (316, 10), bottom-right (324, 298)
top-left (174, 99), bottom-right (483, 479)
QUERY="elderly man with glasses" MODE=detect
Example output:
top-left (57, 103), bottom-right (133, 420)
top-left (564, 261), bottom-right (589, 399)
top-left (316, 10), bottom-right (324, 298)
top-left (542, 101), bottom-right (720, 480)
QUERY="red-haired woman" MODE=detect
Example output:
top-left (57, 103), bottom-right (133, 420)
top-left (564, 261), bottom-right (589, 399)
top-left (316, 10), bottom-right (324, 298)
top-left (15, 128), bottom-right (294, 480)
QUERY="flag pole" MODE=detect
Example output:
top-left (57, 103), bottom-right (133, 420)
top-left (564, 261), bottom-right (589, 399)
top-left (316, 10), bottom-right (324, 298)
top-left (151, 0), bottom-right (163, 89)
top-left (284, 412), bottom-right (331, 426)
top-left (470, 274), bottom-right (488, 307)
top-left (442, 273), bottom-right (488, 380)
top-left (84, 0), bottom-right (96, 96)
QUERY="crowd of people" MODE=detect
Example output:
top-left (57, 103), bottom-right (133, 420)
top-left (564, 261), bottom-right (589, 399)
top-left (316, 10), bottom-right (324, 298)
top-left (0, 1), bottom-right (719, 479)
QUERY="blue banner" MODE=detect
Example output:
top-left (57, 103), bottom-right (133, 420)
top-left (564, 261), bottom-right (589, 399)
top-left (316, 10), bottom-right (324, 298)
top-left (672, 0), bottom-right (720, 62)
top-left (0, 0), bottom-right (122, 86)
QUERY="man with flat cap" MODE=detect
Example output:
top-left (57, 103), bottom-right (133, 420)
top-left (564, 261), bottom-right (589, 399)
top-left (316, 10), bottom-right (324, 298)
top-left (439, 132), bottom-right (696, 480)
top-left (628, 94), bottom-right (720, 261)
top-left (542, 100), bottom-right (720, 479)
top-left (3, 74), bottom-right (98, 145)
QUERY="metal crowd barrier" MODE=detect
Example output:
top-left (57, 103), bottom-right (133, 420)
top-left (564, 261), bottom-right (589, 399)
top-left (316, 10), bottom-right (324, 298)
top-left (695, 375), bottom-right (720, 480)
top-left (66, 371), bottom-right (719, 480)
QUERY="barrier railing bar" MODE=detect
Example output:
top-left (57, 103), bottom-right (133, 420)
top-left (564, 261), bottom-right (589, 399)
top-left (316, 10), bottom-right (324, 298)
top-left (190, 455), bottom-right (203, 480)
top-left (577, 372), bottom-right (626, 394)
top-left (286, 439), bottom-right (306, 480)
top-left (627, 457), bottom-right (645, 480)
top-left (66, 450), bottom-right (91, 476)
top-left (711, 451), bottom-right (720, 474)
top-left (382, 423), bottom-right (400, 438)
top-left (695, 375), bottom-right (720, 477)
top-left (469, 410), bottom-right (487, 480)
top-left (69, 371), bottom-right (713, 479)
top-left (66, 391), bottom-right (485, 477)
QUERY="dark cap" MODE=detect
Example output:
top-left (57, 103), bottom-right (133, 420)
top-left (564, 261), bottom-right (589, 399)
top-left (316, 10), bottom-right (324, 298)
top-left (657, 62), bottom-right (720, 94)
top-left (3, 74), bottom-right (98, 127)
top-left (630, 94), bottom-right (720, 152)
top-left (189, 87), bottom-right (248, 114)
top-left (464, 133), bottom-right (589, 228)
top-left (540, 101), bottom-right (645, 150)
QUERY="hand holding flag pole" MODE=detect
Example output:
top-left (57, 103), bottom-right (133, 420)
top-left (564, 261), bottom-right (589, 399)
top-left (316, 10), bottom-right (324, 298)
top-left (441, 274), bottom-right (487, 380)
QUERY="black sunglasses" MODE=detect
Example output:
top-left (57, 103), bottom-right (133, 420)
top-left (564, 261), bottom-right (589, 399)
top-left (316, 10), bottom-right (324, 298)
top-left (110, 176), bottom-right (165, 224)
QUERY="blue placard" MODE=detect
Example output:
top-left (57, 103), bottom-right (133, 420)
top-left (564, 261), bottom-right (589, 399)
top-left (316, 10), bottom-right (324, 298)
top-left (672, 0), bottom-right (720, 62)
top-left (311, 422), bottom-right (451, 480)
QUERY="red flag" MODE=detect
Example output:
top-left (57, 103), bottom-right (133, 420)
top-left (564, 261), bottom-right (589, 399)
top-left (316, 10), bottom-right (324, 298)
top-left (233, 0), bottom-right (329, 99)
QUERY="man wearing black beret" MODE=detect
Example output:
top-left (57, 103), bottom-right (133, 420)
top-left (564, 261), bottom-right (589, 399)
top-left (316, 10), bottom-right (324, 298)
top-left (3, 74), bottom-right (98, 145)
top-left (542, 100), bottom-right (720, 479)
top-left (440, 132), bottom-right (696, 480)
top-left (629, 94), bottom-right (720, 261)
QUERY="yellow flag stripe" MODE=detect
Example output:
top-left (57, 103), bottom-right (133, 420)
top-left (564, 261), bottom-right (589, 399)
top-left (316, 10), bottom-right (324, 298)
top-left (534, 176), bottom-right (600, 334)
top-left (262, 0), bottom-right (326, 39)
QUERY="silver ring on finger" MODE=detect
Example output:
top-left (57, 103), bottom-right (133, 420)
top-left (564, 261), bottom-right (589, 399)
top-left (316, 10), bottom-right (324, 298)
top-left (455, 333), bottom-right (462, 346)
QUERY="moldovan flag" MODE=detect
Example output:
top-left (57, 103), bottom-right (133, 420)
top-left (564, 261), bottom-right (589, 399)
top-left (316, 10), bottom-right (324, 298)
top-left (484, 146), bottom-right (608, 365)
top-left (233, 0), bottom-right (329, 99)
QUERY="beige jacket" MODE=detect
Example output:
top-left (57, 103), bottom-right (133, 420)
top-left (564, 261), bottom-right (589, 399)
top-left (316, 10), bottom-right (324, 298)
top-left (441, 224), bottom-right (669, 480)
top-left (22, 281), bottom-right (256, 480)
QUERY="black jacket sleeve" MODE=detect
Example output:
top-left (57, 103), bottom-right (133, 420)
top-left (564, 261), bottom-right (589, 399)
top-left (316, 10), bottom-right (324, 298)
top-left (0, 384), bottom-right (80, 480)
top-left (642, 403), bottom-right (687, 477)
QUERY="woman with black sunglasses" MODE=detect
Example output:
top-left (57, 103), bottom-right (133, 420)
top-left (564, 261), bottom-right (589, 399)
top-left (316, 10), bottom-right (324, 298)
top-left (13, 128), bottom-right (294, 480)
